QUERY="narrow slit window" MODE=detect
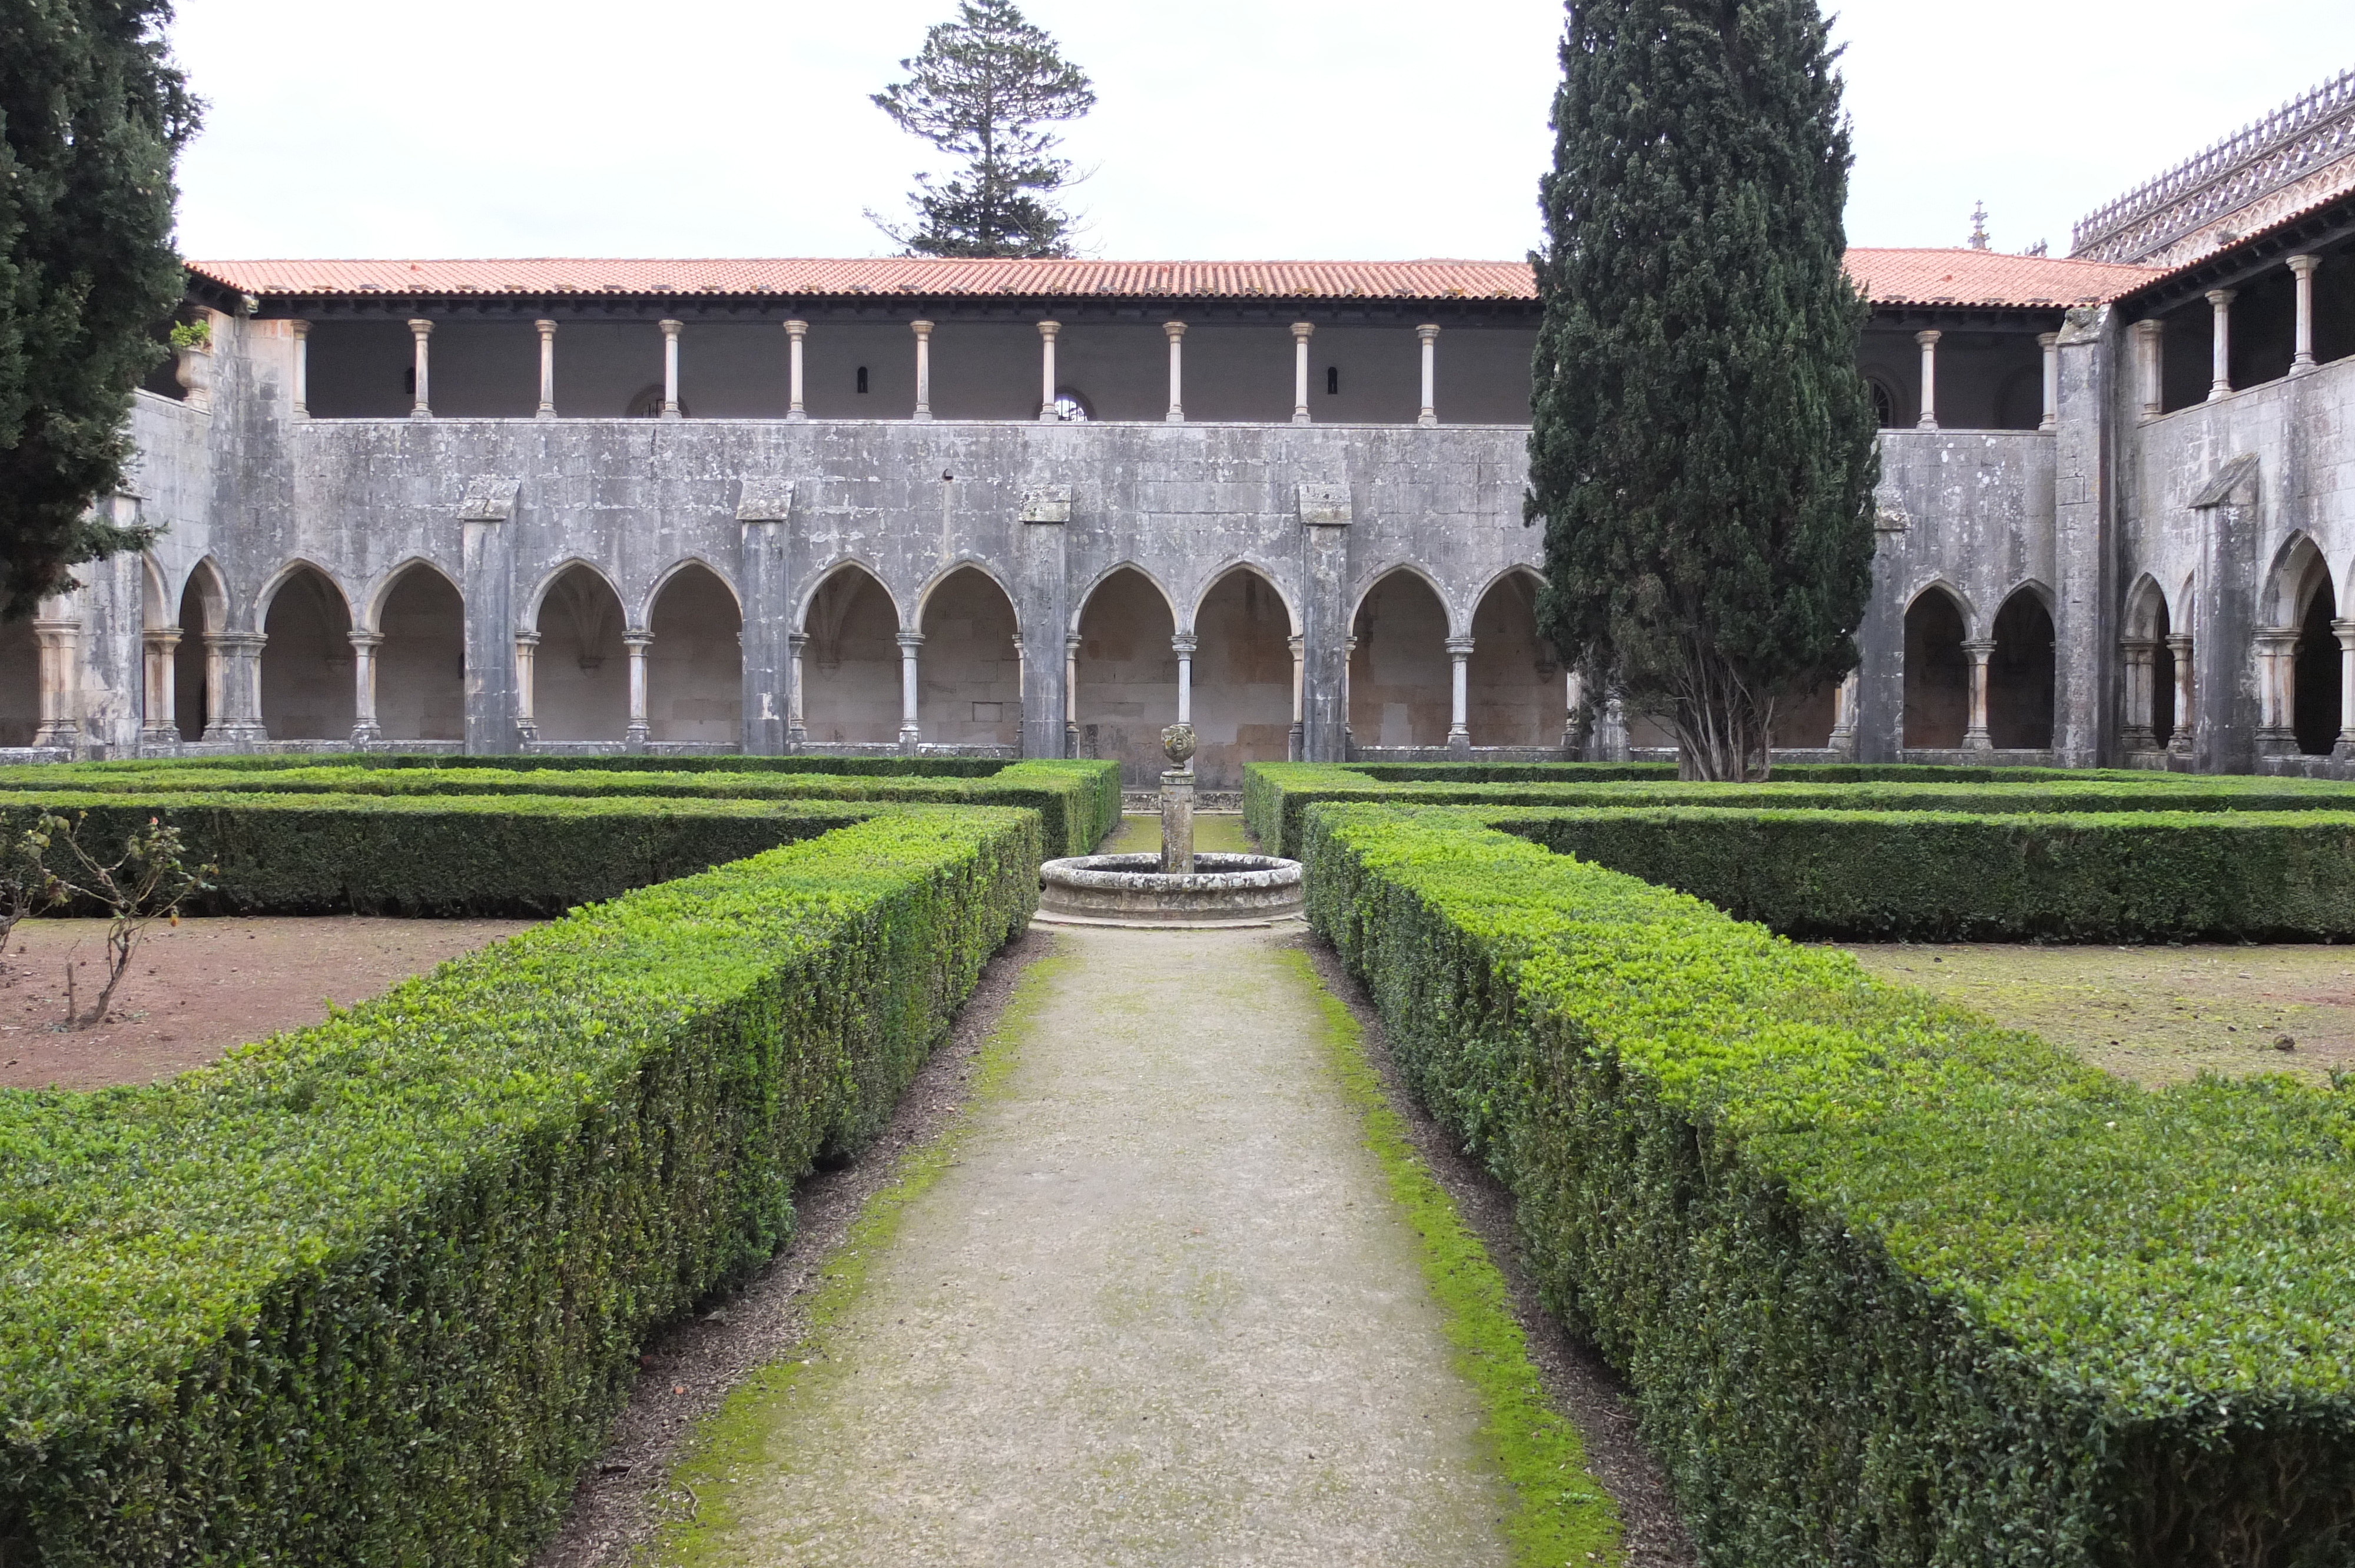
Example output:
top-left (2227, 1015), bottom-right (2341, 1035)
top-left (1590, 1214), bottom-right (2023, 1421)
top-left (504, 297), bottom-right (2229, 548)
top-left (1326, 366), bottom-right (1339, 396)
top-left (856, 366), bottom-right (869, 394)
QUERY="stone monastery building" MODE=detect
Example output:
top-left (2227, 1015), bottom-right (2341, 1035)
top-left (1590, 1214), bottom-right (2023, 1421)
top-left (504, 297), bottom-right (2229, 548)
top-left (9, 69), bottom-right (2355, 786)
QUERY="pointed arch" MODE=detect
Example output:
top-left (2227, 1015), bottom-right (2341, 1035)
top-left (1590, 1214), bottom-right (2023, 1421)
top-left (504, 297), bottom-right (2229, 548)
top-left (1905, 578), bottom-right (1978, 637)
top-left (1903, 582), bottom-right (1970, 749)
top-left (1466, 566), bottom-right (1567, 747)
top-left (2265, 533), bottom-right (2331, 629)
top-left (1988, 584), bottom-right (2057, 749)
top-left (2122, 573), bottom-right (2170, 641)
top-left (360, 556), bottom-right (463, 633)
top-left (637, 554), bottom-right (742, 629)
top-left (533, 562), bottom-right (629, 742)
top-left (1192, 563), bottom-right (1294, 786)
top-left (1349, 567), bottom-right (1453, 747)
top-left (253, 557), bottom-right (353, 633)
top-left (646, 561), bottom-right (742, 743)
top-left (1351, 560), bottom-right (1460, 637)
top-left (258, 562), bottom-right (356, 740)
top-left (918, 564), bottom-right (1022, 748)
top-left (913, 556), bottom-right (1018, 626)
top-left (140, 553), bottom-right (171, 630)
top-left (796, 557), bottom-right (904, 632)
top-left (1186, 559), bottom-right (1299, 638)
top-left (525, 557), bottom-right (626, 629)
top-left (172, 559), bottom-right (230, 742)
top-left (1073, 565), bottom-right (1180, 783)
top-left (374, 560), bottom-right (466, 742)
top-left (1070, 560), bottom-right (1179, 636)
top-left (2277, 537), bottom-right (2343, 755)
top-left (798, 560), bottom-right (901, 744)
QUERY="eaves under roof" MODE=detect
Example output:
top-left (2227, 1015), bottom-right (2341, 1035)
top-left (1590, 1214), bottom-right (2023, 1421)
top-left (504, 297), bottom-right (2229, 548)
top-left (181, 249), bottom-right (2166, 314)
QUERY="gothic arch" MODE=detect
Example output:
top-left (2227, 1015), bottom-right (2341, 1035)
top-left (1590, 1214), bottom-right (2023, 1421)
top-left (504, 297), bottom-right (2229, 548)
top-left (914, 556), bottom-right (1019, 626)
top-left (525, 558), bottom-right (626, 629)
top-left (1071, 560), bottom-right (1179, 635)
top-left (1466, 568), bottom-right (1567, 747)
top-left (373, 561), bottom-right (466, 743)
top-left (2122, 573), bottom-right (2170, 641)
top-left (1351, 560), bottom-right (1460, 638)
top-left (796, 557), bottom-right (905, 632)
top-left (252, 557), bottom-right (353, 634)
top-left (360, 556), bottom-right (462, 633)
top-left (257, 562), bottom-right (356, 740)
top-left (645, 562), bottom-right (743, 743)
top-left (1906, 578), bottom-right (1978, 638)
top-left (533, 563), bottom-right (630, 743)
top-left (1349, 567), bottom-right (1453, 747)
top-left (1903, 582), bottom-right (1971, 748)
top-left (2265, 533), bottom-right (2331, 629)
top-left (798, 562), bottom-right (901, 744)
top-left (917, 564), bottom-right (1022, 748)
top-left (637, 554), bottom-right (742, 629)
top-left (1191, 564), bottom-right (1295, 786)
top-left (1186, 559), bottom-right (1299, 638)
top-left (1073, 566), bottom-right (1180, 783)
top-left (1988, 584), bottom-right (2057, 749)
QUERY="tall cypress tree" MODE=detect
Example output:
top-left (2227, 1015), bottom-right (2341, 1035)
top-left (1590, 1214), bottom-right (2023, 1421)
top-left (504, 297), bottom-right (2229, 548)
top-left (870, 0), bottom-right (1095, 259)
top-left (0, 0), bottom-right (200, 621)
top-left (1527, 0), bottom-right (1877, 780)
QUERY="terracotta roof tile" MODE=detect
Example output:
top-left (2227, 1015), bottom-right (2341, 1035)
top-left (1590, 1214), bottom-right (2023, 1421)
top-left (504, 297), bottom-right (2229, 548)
top-left (184, 248), bottom-right (2165, 311)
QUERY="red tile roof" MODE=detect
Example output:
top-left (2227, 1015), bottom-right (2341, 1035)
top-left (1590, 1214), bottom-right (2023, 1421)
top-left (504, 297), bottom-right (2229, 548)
top-left (184, 249), bottom-right (2165, 311)
top-left (1842, 247), bottom-right (2161, 307)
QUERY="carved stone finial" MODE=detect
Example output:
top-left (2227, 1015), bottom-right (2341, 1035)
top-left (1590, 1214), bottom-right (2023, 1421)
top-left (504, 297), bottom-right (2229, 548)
top-left (1162, 722), bottom-right (1196, 767)
top-left (1968, 201), bottom-right (1989, 250)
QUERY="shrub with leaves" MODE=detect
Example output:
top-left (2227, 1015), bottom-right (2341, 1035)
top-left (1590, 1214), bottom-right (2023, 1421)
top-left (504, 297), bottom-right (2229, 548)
top-left (37, 811), bottom-right (210, 1026)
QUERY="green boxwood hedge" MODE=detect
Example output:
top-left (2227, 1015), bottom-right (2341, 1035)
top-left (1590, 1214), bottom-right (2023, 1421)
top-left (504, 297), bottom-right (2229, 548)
top-left (1304, 804), bottom-right (2355, 1567)
top-left (0, 806), bottom-right (1040, 1566)
top-left (1242, 762), bottom-right (2355, 858)
top-left (1482, 804), bottom-right (2355, 940)
top-left (0, 759), bottom-right (1123, 859)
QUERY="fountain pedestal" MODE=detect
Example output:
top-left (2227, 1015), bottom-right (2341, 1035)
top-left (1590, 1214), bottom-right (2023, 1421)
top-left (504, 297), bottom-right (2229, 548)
top-left (1160, 723), bottom-right (1195, 875)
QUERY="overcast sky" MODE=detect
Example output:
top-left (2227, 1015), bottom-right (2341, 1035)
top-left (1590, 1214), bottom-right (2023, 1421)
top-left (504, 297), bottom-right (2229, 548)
top-left (167, 1), bottom-right (2355, 264)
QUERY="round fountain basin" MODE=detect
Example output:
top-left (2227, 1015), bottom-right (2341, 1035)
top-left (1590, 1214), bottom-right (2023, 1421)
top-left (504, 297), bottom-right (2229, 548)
top-left (1036, 852), bottom-right (1305, 927)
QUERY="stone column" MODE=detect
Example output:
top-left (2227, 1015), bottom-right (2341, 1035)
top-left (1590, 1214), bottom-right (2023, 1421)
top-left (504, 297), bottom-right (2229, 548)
top-left (1299, 489), bottom-right (1351, 762)
top-left (460, 481), bottom-right (518, 755)
top-left (787, 631), bottom-right (809, 746)
top-left (1016, 487), bottom-right (1070, 760)
top-left (1417, 324), bottom-right (1441, 427)
top-left (1564, 669), bottom-right (1584, 754)
top-left (1288, 633), bottom-right (1305, 760)
top-left (1962, 637), bottom-right (1995, 752)
top-left (2118, 639), bottom-right (2157, 751)
top-left (2037, 331), bottom-right (2059, 431)
top-left (290, 320), bottom-right (310, 420)
top-left (535, 320), bottom-right (558, 418)
top-left (2206, 289), bottom-right (2235, 401)
top-left (911, 319), bottom-right (934, 421)
top-left (210, 632), bottom-right (267, 745)
top-left (2167, 631), bottom-right (2195, 753)
top-left (348, 630), bottom-right (383, 745)
top-left (659, 319), bottom-right (684, 420)
top-left (1445, 634), bottom-right (1474, 751)
top-left (2132, 318), bottom-right (2164, 420)
top-left (1913, 330), bottom-right (1940, 430)
top-left (1064, 633), bottom-right (1081, 758)
top-left (897, 630), bottom-right (923, 752)
top-left (1291, 322), bottom-right (1315, 424)
top-left (1164, 321), bottom-right (1186, 422)
top-left (2290, 256), bottom-right (2321, 375)
top-left (513, 631), bottom-right (539, 745)
top-left (2256, 627), bottom-right (2298, 752)
top-left (784, 319), bottom-right (809, 419)
top-left (1036, 320), bottom-right (1060, 421)
top-left (29, 613), bottom-right (79, 749)
top-left (738, 510), bottom-right (788, 755)
top-left (1172, 633), bottom-right (1196, 723)
top-left (141, 626), bottom-right (180, 746)
top-left (623, 631), bottom-right (654, 749)
top-left (1829, 670), bottom-right (1859, 757)
top-left (2335, 617), bottom-right (2355, 756)
top-left (408, 318), bottom-right (433, 418)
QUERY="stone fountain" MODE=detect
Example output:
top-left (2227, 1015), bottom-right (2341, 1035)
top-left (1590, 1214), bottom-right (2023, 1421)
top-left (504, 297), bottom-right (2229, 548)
top-left (1036, 723), bottom-right (1305, 926)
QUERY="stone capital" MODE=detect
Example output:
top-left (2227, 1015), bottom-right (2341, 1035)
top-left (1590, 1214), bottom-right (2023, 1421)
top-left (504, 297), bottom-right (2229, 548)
top-left (622, 630), bottom-right (655, 650)
top-left (1290, 321), bottom-right (1315, 341)
top-left (288, 319), bottom-right (310, 341)
top-left (658, 318), bottom-right (683, 337)
top-left (1961, 638), bottom-right (1997, 659)
top-left (2288, 254), bottom-right (2322, 280)
top-left (534, 318), bottom-right (558, 335)
top-left (783, 318), bottom-right (808, 338)
top-left (896, 630), bottom-right (926, 650)
top-left (1170, 633), bottom-right (1198, 656)
top-left (1163, 320), bottom-right (1187, 340)
top-left (1417, 323), bottom-right (1441, 344)
top-left (1914, 328), bottom-right (1941, 348)
top-left (1445, 636), bottom-right (1476, 656)
top-left (407, 318), bottom-right (433, 337)
top-left (1037, 320), bottom-right (1062, 339)
top-left (1020, 486), bottom-right (1073, 524)
top-left (910, 318), bottom-right (935, 337)
top-left (2131, 317), bottom-right (2164, 342)
top-left (2206, 288), bottom-right (2237, 308)
top-left (347, 630), bottom-right (384, 652)
top-left (514, 630), bottom-right (541, 648)
top-left (2036, 331), bottom-right (2058, 350)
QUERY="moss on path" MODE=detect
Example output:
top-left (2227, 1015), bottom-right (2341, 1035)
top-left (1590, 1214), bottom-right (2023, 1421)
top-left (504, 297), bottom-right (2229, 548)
top-left (661, 926), bottom-right (1608, 1566)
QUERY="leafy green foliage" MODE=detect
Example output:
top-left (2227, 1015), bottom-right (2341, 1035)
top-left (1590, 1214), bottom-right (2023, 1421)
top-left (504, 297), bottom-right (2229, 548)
top-left (869, 0), bottom-right (1095, 257)
top-left (38, 809), bottom-right (212, 1025)
top-left (0, 809), bottom-right (1041, 1565)
top-left (1305, 805), bottom-right (2355, 1566)
top-left (1527, 0), bottom-right (1878, 778)
top-left (0, 0), bottom-right (200, 619)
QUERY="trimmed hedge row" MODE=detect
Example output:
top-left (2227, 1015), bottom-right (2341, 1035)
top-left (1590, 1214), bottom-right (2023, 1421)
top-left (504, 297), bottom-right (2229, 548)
top-left (0, 758), bottom-right (1123, 859)
top-left (8, 752), bottom-right (1013, 778)
top-left (1482, 804), bottom-right (2355, 940)
top-left (0, 791), bottom-right (874, 916)
top-left (1305, 804), bottom-right (2355, 1567)
top-left (0, 806), bottom-right (1041, 1566)
top-left (1242, 762), bottom-right (2355, 858)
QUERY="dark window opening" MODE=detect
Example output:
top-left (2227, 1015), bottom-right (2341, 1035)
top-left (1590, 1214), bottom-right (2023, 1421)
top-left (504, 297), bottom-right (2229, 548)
top-left (2295, 580), bottom-right (2342, 756)
top-left (403, 367), bottom-right (416, 396)
top-left (1326, 366), bottom-right (1339, 396)
top-left (856, 366), bottom-right (869, 394)
top-left (1870, 378), bottom-right (1895, 428)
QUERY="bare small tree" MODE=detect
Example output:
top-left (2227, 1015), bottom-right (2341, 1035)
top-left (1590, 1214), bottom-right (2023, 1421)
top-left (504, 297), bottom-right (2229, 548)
top-left (42, 812), bottom-right (211, 1029)
top-left (0, 819), bottom-right (65, 981)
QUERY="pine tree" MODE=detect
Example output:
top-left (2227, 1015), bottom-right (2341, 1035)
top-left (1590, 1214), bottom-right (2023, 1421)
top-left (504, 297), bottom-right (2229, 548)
top-left (0, 0), bottom-right (200, 621)
top-left (1526, 0), bottom-right (1878, 780)
top-left (870, 0), bottom-right (1094, 258)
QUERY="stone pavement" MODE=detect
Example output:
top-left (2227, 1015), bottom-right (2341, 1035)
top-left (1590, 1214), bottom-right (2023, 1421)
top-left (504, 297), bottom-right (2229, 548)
top-left (661, 926), bottom-right (1513, 1566)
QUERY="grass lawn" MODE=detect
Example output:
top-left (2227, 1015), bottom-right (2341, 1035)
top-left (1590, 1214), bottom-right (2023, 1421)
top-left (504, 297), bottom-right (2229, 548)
top-left (1097, 813), bottom-right (1258, 856)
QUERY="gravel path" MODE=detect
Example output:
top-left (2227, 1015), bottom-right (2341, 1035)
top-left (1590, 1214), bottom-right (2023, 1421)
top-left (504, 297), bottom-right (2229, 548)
top-left (661, 925), bottom-right (1513, 1566)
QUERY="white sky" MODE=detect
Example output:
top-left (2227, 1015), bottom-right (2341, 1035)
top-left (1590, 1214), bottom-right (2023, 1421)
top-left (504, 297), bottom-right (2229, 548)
top-left (166, 0), bottom-right (2355, 264)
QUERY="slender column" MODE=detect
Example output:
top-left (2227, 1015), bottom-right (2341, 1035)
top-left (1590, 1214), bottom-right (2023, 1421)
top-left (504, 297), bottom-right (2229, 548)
top-left (513, 630), bottom-right (539, 745)
top-left (1163, 321), bottom-right (1186, 422)
top-left (2335, 618), bottom-right (2355, 755)
top-left (534, 320), bottom-right (558, 418)
top-left (1445, 634), bottom-right (1474, 750)
top-left (2119, 638), bottom-right (2157, 751)
top-left (897, 630), bottom-right (923, 752)
top-left (289, 320), bottom-right (310, 420)
top-left (623, 631), bottom-right (653, 748)
top-left (141, 627), bottom-right (180, 745)
top-left (1291, 321), bottom-right (1314, 424)
top-left (786, 631), bottom-right (809, 745)
top-left (1829, 669), bottom-right (1859, 756)
top-left (911, 320), bottom-right (934, 421)
top-left (1036, 320), bottom-right (1061, 421)
top-left (210, 632), bottom-right (267, 745)
top-left (1288, 633), bottom-right (1305, 760)
top-left (1415, 323), bottom-right (1441, 427)
top-left (658, 319), bottom-right (683, 420)
top-left (348, 630), bottom-right (383, 745)
top-left (2036, 331), bottom-right (2059, 431)
top-left (1564, 669), bottom-right (1584, 752)
top-left (32, 616), bottom-right (81, 748)
top-left (1913, 330), bottom-right (1940, 430)
top-left (2207, 288), bottom-right (2235, 401)
top-left (1064, 633), bottom-right (1080, 758)
top-left (2290, 256), bottom-right (2321, 374)
top-left (1172, 633), bottom-right (1196, 724)
top-left (1962, 637), bottom-right (1995, 751)
top-left (2167, 632), bottom-right (2195, 754)
top-left (407, 318), bottom-right (433, 418)
top-left (1341, 635), bottom-right (1357, 754)
top-left (2132, 318), bottom-right (2165, 420)
top-left (2257, 627), bottom-right (2298, 749)
top-left (784, 319), bottom-right (808, 419)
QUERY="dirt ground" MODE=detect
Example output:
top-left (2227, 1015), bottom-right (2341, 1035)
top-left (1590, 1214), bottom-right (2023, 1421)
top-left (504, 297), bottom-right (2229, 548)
top-left (0, 916), bottom-right (536, 1091)
top-left (1842, 943), bottom-right (2355, 1088)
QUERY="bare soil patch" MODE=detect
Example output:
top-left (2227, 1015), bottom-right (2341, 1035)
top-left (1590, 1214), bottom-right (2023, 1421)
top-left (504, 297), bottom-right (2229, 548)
top-left (0, 916), bottom-right (536, 1090)
top-left (1842, 942), bottom-right (2355, 1088)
